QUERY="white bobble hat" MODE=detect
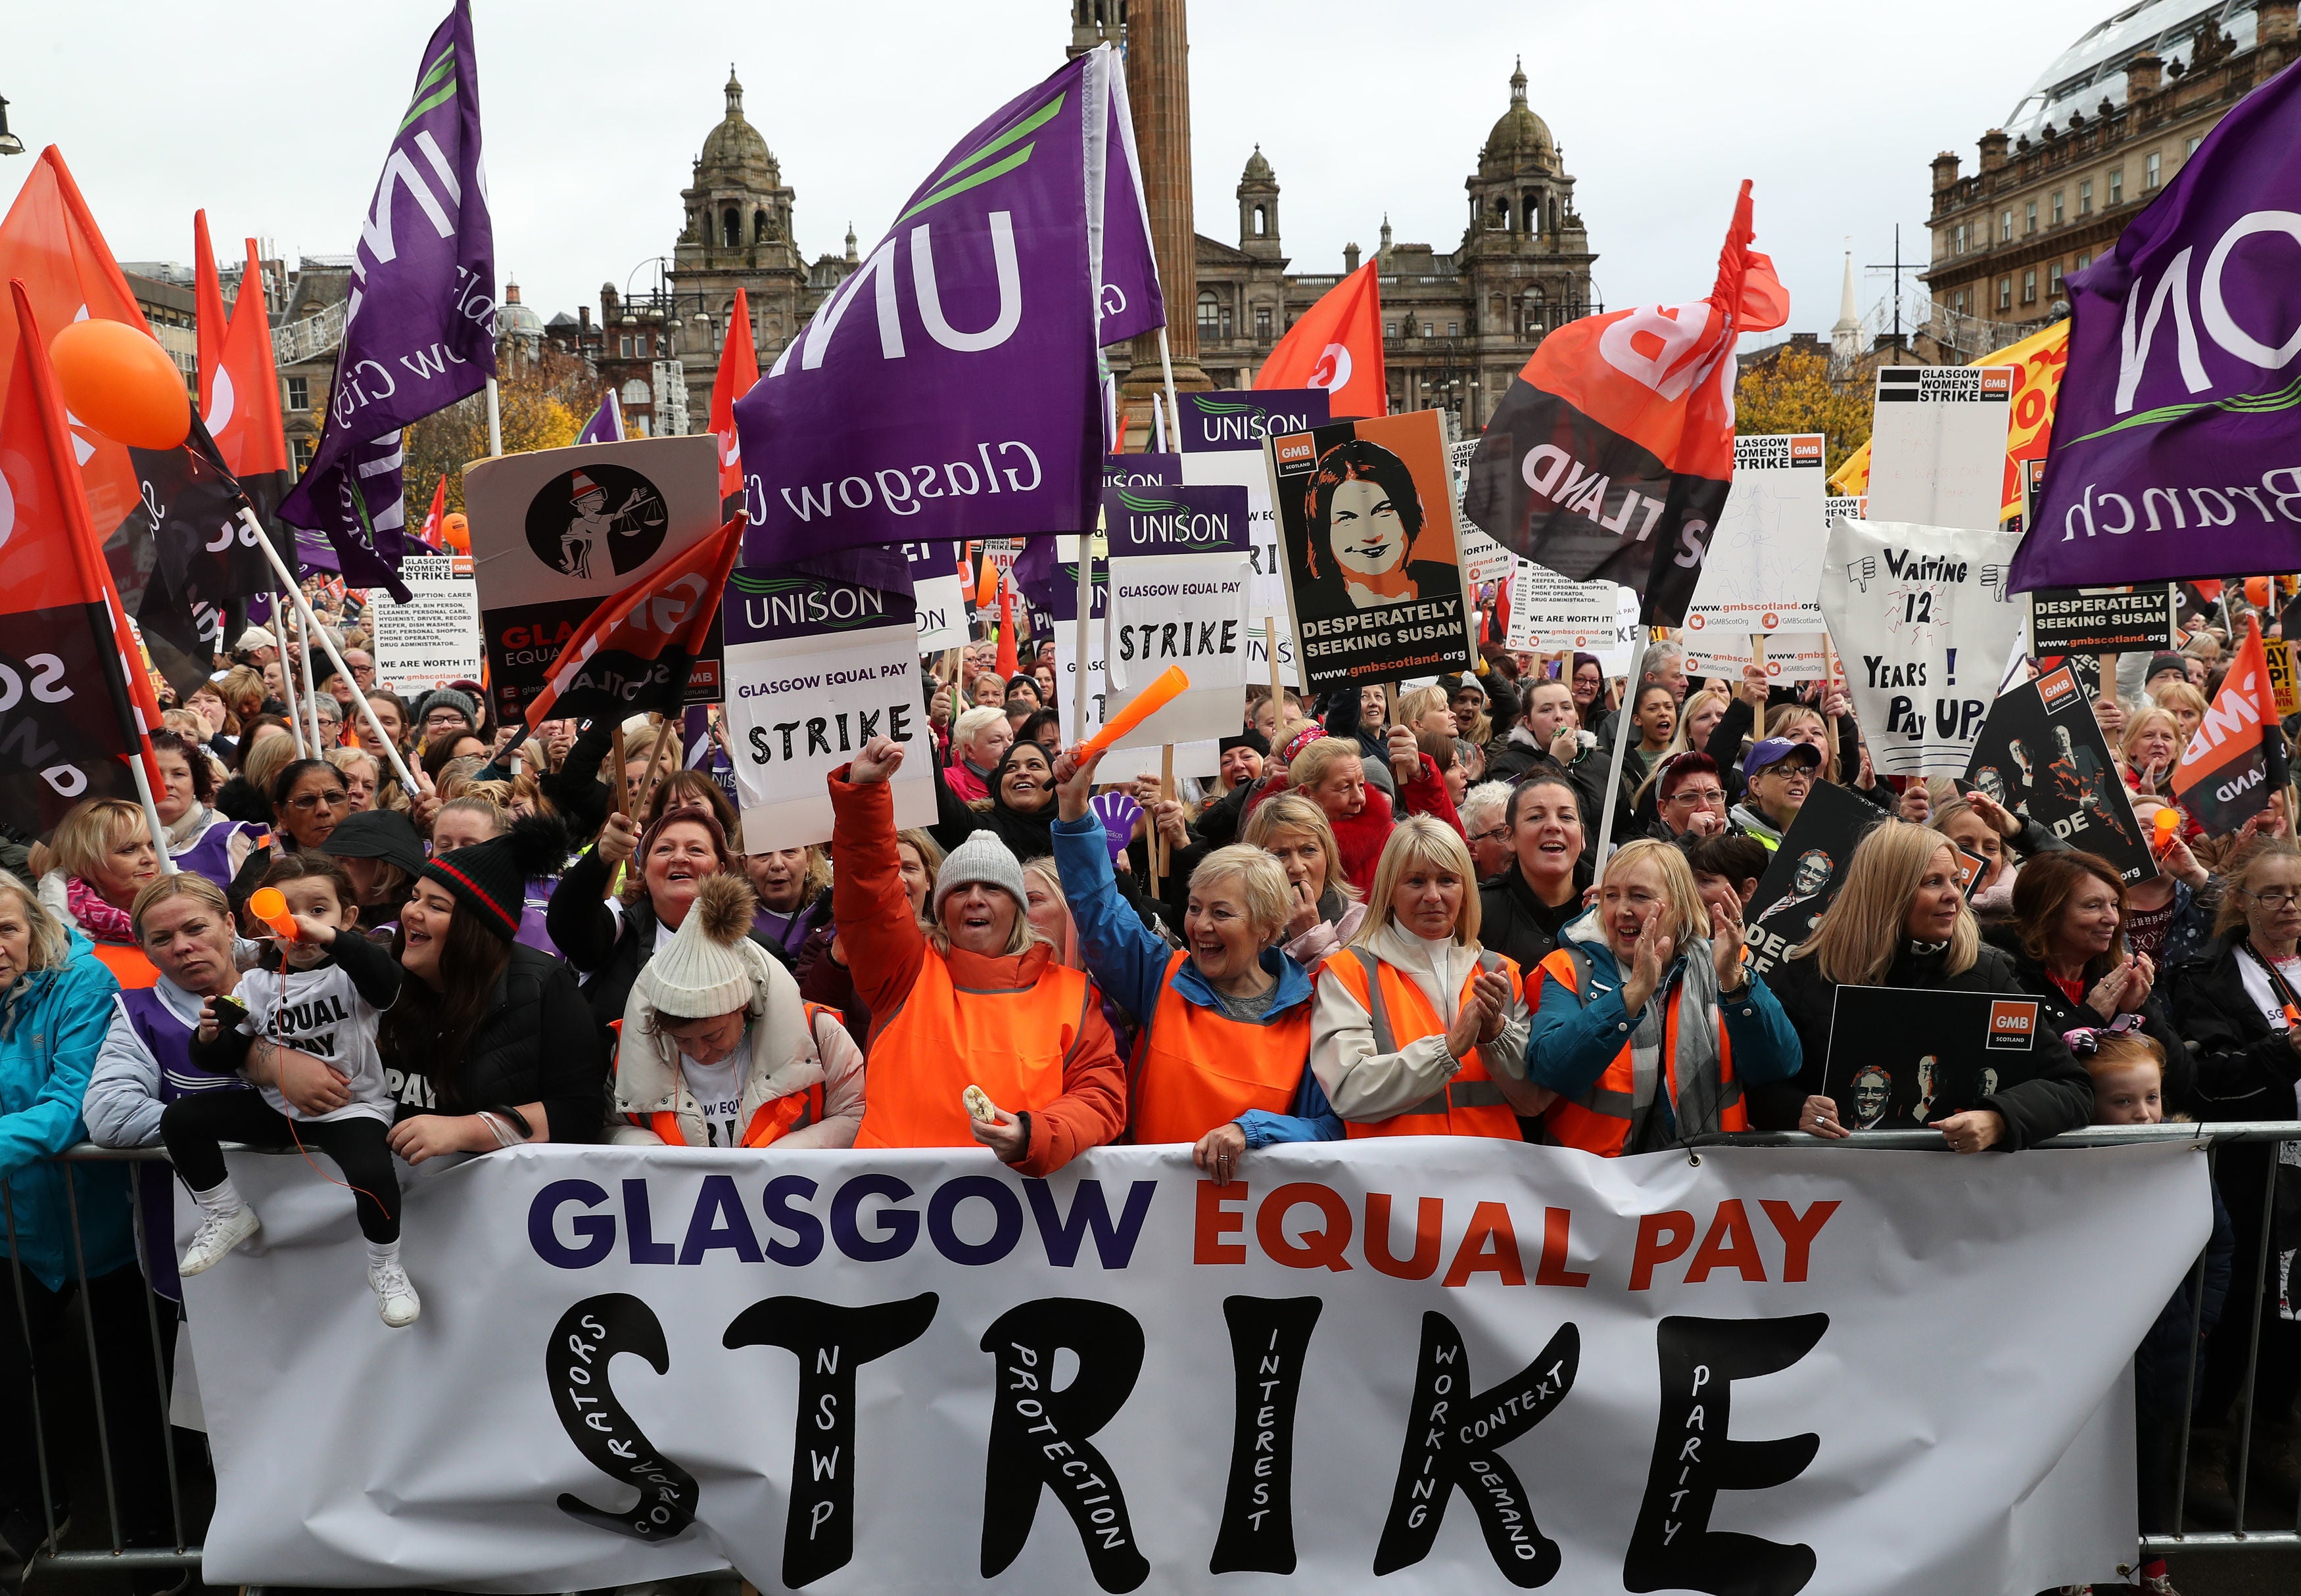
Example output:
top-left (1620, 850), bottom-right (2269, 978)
top-left (634, 874), bottom-right (758, 1020)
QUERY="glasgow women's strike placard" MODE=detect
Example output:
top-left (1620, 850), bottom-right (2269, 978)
top-left (1682, 434), bottom-right (1828, 680)
top-left (464, 434), bottom-right (724, 722)
top-left (721, 568), bottom-right (934, 849)
top-left (366, 553), bottom-right (483, 696)
top-left (1268, 411), bottom-right (1474, 693)
top-left (185, 1140), bottom-right (2201, 1595)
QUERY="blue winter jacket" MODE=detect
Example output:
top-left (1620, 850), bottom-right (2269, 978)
top-left (1051, 813), bottom-right (1340, 1147)
top-left (0, 931), bottom-right (134, 1291)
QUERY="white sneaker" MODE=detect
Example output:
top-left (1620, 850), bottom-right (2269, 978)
top-left (368, 1254), bottom-right (420, 1328)
top-left (178, 1204), bottom-right (260, 1276)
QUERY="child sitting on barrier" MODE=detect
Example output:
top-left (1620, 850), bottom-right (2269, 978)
top-left (2077, 1027), bottom-right (2230, 1593)
top-left (160, 855), bottom-right (415, 1327)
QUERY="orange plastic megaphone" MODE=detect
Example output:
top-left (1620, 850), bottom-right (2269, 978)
top-left (1078, 666), bottom-right (1191, 758)
top-left (247, 887), bottom-right (300, 942)
top-left (2152, 806), bottom-right (2179, 855)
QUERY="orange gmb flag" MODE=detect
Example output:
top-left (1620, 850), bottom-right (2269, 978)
top-left (1461, 179), bottom-right (1787, 626)
top-left (209, 238), bottom-right (290, 482)
top-left (709, 287), bottom-right (760, 510)
top-left (2171, 615), bottom-right (2286, 836)
top-left (416, 475), bottom-right (449, 552)
top-left (1255, 260), bottom-right (1385, 419)
top-left (0, 279), bottom-right (168, 832)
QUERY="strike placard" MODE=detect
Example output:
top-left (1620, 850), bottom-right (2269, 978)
top-left (367, 554), bottom-right (483, 695)
top-left (1864, 366), bottom-right (2015, 532)
top-left (1180, 390), bottom-right (1327, 689)
top-left (1820, 517), bottom-right (2026, 776)
top-left (1269, 411), bottom-right (1473, 693)
top-left (722, 569), bottom-right (934, 848)
top-left (1682, 434), bottom-right (1828, 665)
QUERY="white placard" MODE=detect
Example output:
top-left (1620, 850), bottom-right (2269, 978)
top-left (1864, 367), bottom-right (2014, 532)
top-left (1104, 551), bottom-right (1252, 750)
top-left (1181, 448), bottom-right (1298, 690)
top-left (1681, 632), bottom-right (1833, 684)
top-left (1055, 628), bottom-right (1216, 779)
top-left (368, 554), bottom-right (482, 694)
top-left (1506, 561), bottom-right (1619, 653)
top-left (1684, 434), bottom-right (1828, 643)
top-left (183, 1140), bottom-right (2200, 1596)
top-left (1820, 516), bottom-right (2026, 776)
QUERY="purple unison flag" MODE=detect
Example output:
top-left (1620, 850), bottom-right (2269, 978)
top-left (578, 390), bottom-right (624, 446)
top-left (2016, 59), bottom-right (2301, 590)
top-left (736, 46), bottom-right (1124, 568)
top-left (278, 0), bottom-right (494, 601)
top-left (1095, 62), bottom-right (1163, 347)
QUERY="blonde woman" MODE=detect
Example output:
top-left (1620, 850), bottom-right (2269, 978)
top-left (1242, 793), bottom-right (1363, 971)
top-left (2150, 679), bottom-right (2210, 747)
top-left (39, 799), bottom-right (164, 989)
top-left (1527, 837), bottom-right (1799, 1155)
top-left (1310, 815), bottom-right (1545, 1137)
top-left (1760, 821), bottom-right (2093, 1150)
top-left (2121, 705), bottom-right (2185, 793)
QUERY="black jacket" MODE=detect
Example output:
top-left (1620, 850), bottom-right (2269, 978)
top-left (214, 774), bottom-right (272, 826)
top-left (1478, 858), bottom-right (1592, 980)
top-left (1983, 924), bottom-right (2197, 1114)
top-left (387, 943), bottom-right (607, 1144)
top-left (546, 847), bottom-right (789, 1041)
top-left (2164, 929), bottom-right (2301, 1123)
top-left (1753, 939), bottom-right (2095, 1148)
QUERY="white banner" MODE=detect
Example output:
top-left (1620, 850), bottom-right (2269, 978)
top-left (1820, 517), bottom-right (2026, 776)
top-left (722, 573), bottom-right (936, 848)
top-left (1684, 433), bottom-right (1828, 643)
top-left (1864, 367), bottom-right (2014, 532)
top-left (185, 1141), bottom-right (2202, 1595)
top-left (368, 553), bottom-right (483, 695)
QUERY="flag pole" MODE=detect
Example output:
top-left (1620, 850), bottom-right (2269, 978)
top-left (296, 601), bottom-right (326, 751)
top-left (1155, 326), bottom-right (1180, 452)
top-left (486, 376), bottom-right (504, 457)
top-left (1594, 624), bottom-right (1646, 878)
top-left (271, 586), bottom-right (308, 758)
top-left (1073, 522), bottom-right (1096, 738)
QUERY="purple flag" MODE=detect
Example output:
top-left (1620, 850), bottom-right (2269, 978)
top-left (578, 390), bottom-right (624, 446)
top-left (278, 0), bottom-right (494, 601)
top-left (1096, 63), bottom-right (1164, 347)
top-left (2016, 59), bottom-right (2301, 590)
top-left (736, 46), bottom-right (1127, 568)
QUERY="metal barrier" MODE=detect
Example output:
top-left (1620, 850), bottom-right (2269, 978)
top-left (7, 1129), bottom-right (2298, 1584)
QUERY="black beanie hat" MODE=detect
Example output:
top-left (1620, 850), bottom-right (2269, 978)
top-left (420, 813), bottom-right (567, 942)
top-left (2145, 651), bottom-right (2190, 684)
top-left (1218, 730), bottom-right (1270, 757)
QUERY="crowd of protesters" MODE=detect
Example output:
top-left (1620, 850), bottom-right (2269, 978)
top-left (0, 578), bottom-right (2298, 1589)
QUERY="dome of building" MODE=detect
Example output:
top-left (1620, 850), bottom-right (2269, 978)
top-left (700, 66), bottom-right (777, 178)
top-left (1479, 59), bottom-right (1557, 176)
top-left (1242, 144), bottom-right (1273, 182)
top-left (497, 278), bottom-right (544, 343)
top-left (2003, 0), bottom-right (2260, 136)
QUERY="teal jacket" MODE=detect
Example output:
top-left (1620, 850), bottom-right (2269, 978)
top-left (1, 931), bottom-right (133, 1291)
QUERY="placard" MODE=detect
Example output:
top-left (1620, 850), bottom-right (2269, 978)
top-left (1741, 781), bottom-right (1883, 982)
top-left (368, 553), bottom-right (483, 695)
top-left (2027, 586), bottom-right (2176, 657)
top-left (1684, 434), bottom-right (1828, 642)
top-left (1966, 667), bottom-right (2152, 883)
top-left (1180, 390), bottom-right (1328, 690)
top-left (721, 568), bottom-right (935, 848)
top-left (465, 435), bottom-right (724, 722)
top-left (1864, 366), bottom-right (2015, 532)
top-left (903, 540), bottom-right (972, 653)
top-left (1268, 411), bottom-right (1473, 692)
top-left (1822, 986), bottom-right (2041, 1128)
top-left (1680, 632), bottom-right (1832, 684)
top-left (1819, 517), bottom-right (2026, 776)
top-left (1506, 561), bottom-right (1617, 653)
top-left (1101, 482), bottom-right (1252, 753)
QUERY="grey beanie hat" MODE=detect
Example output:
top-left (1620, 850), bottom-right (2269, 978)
top-left (417, 686), bottom-right (479, 728)
top-left (932, 830), bottom-right (1027, 918)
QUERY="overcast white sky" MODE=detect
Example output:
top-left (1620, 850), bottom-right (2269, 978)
top-left (4, 0), bottom-right (2112, 350)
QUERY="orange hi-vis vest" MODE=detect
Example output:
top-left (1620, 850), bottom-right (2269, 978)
top-left (1129, 950), bottom-right (1313, 1144)
top-left (1534, 943), bottom-right (1745, 1158)
top-left (89, 941), bottom-right (159, 991)
top-left (613, 1004), bottom-right (837, 1149)
top-left (854, 947), bottom-right (1098, 1149)
top-left (1323, 947), bottom-right (1525, 1140)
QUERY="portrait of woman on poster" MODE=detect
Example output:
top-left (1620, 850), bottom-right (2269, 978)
top-left (1300, 439), bottom-right (1456, 612)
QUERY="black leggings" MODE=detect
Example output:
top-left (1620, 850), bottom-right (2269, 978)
top-left (160, 1093), bottom-right (402, 1245)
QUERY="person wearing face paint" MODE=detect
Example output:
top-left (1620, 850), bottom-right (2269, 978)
top-left (1527, 838), bottom-right (1800, 1156)
top-left (1050, 744), bottom-right (1335, 1180)
top-left (829, 736), bottom-right (1126, 1176)
top-left (1758, 822), bottom-right (2092, 1150)
top-left (610, 875), bottom-right (863, 1148)
top-left (1311, 816), bottom-right (1547, 1138)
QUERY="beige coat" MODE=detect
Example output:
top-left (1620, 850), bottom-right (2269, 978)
top-left (1309, 919), bottom-right (1544, 1123)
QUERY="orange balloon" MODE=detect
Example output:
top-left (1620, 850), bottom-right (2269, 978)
top-left (442, 511), bottom-right (471, 552)
top-left (47, 319), bottom-right (190, 450)
top-left (2246, 576), bottom-right (2273, 607)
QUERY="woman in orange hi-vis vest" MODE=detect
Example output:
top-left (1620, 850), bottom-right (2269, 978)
top-left (610, 875), bottom-right (863, 1148)
top-left (1048, 743), bottom-right (1336, 1186)
top-left (1525, 837), bottom-right (1801, 1156)
top-left (830, 735), bottom-right (1126, 1176)
top-left (1309, 816), bottom-right (1548, 1137)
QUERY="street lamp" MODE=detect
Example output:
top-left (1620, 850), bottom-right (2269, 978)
top-left (0, 98), bottom-right (24, 158)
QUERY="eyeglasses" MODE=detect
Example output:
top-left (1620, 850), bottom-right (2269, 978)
top-left (2246, 887), bottom-right (2301, 909)
top-left (1467, 824), bottom-right (1511, 845)
top-left (1665, 787), bottom-right (1728, 807)
top-left (289, 790), bottom-right (350, 812)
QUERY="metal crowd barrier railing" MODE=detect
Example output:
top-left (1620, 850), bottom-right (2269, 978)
top-left (7, 1128), bottom-right (2299, 1584)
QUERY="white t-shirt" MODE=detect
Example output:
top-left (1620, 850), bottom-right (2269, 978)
top-left (233, 961), bottom-right (394, 1125)
top-left (681, 1030), bottom-right (752, 1147)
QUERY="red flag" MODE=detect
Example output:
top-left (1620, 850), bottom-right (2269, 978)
top-left (521, 517), bottom-right (745, 730)
top-left (1, 279), bottom-right (168, 832)
top-left (1256, 260), bottom-right (1385, 419)
top-left (1461, 180), bottom-right (1788, 626)
top-left (2171, 615), bottom-right (2287, 835)
top-left (207, 239), bottom-right (289, 481)
top-left (416, 475), bottom-right (448, 552)
top-left (709, 287), bottom-right (759, 507)
top-left (994, 576), bottom-right (1018, 679)
top-left (193, 211), bottom-right (229, 419)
